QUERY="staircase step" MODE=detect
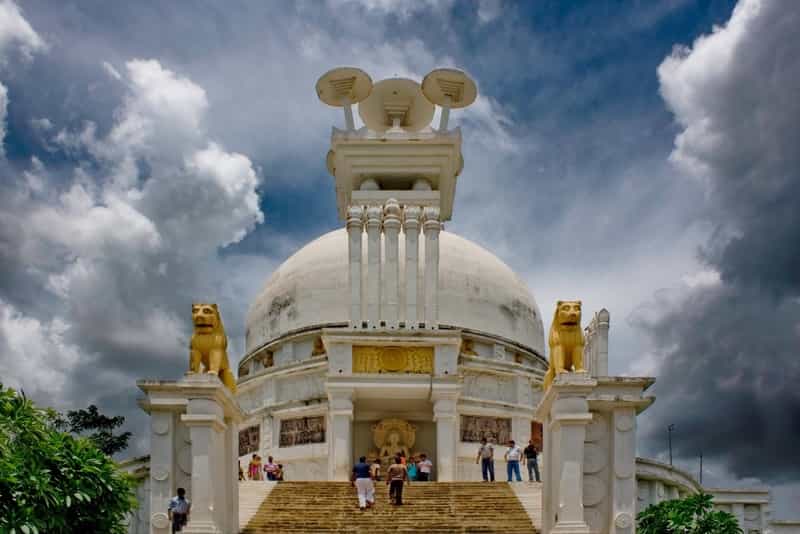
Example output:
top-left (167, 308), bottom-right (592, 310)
top-left (240, 481), bottom-right (538, 533)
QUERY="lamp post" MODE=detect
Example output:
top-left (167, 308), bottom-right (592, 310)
top-left (699, 452), bottom-right (703, 484)
top-left (668, 424), bottom-right (675, 466)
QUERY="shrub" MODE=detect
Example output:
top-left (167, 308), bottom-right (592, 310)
top-left (0, 385), bottom-right (136, 534)
top-left (637, 492), bottom-right (743, 534)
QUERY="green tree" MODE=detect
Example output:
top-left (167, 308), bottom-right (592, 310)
top-left (638, 492), bottom-right (743, 534)
top-left (0, 385), bottom-right (136, 534)
top-left (57, 404), bottom-right (132, 456)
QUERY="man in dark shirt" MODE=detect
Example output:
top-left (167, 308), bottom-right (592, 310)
top-left (523, 440), bottom-right (540, 482)
top-left (351, 455), bottom-right (375, 510)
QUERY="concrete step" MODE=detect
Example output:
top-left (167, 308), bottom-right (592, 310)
top-left (240, 481), bottom-right (538, 533)
top-left (510, 481), bottom-right (543, 530)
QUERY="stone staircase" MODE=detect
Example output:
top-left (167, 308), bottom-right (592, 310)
top-left (511, 481), bottom-right (543, 529)
top-left (240, 481), bottom-right (539, 533)
top-left (239, 481), bottom-right (278, 530)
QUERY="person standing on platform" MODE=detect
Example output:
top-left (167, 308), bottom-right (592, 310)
top-left (264, 456), bottom-right (279, 481)
top-left (417, 453), bottom-right (433, 481)
top-left (523, 440), bottom-right (541, 482)
top-left (167, 487), bottom-right (191, 533)
top-left (475, 437), bottom-right (495, 482)
top-left (351, 455), bottom-right (375, 510)
top-left (504, 440), bottom-right (522, 482)
top-left (386, 455), bottom-right (409, 505)
top-left (407, 456), bottom-right (418, 481)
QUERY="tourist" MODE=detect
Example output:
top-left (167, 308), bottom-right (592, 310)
top-left (167, 487), bottom-right (191, 533)
top-left (370, 458), bottom-right (381, 481)
top-left (238, 461), bottom-right (245, 481)
top-left (407, 456), bottom-right (418, 481)
top-left (386, 455), bottom-right (409, 505)
top-left (523, 440), bottom-right (541, 482)
top-left (276, 464), bottom-right (284, 481)
top-left (399, 451), bottom-right (407, 465)
top-left (264, 455), bottom-right (279, 481)
top-left (417, 453), bottom-right (433, 481)
top-left (351, 455), bottom-right (375, 510)
top-left (504, 440), bottom-right (522, 482)
top-left (475, 437), bottom-right (495, 482)
top-left (248, 454), bottom-right (261, 480)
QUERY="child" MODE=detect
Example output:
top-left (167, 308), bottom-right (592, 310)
top-left (407, 456), bottom-right (418, 481)
top-left (275, 463), bottom-right (284, 481)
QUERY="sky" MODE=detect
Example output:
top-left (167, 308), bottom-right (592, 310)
top-left (0, 0), bottom-right (798, 518)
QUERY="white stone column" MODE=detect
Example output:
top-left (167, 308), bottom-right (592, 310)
top-left (536, 374), bottom-right (595, 534)
top-left (403, 205), bottom-right (421, 327)
top-left (595, 310), bottom-right (610, 376)
top-left (346, 205), bottom-right (365, 326)
top-left (328, 389), bottom-right (354, 480)
top-left (365, 205), bottom-right (383, 326)
top-left (383, 199), bottom-right (401, 327)
top-left (139, 373), bottom-right (242, 534)
top-left (609, 407), bottom-right (637, 534)
top-left (422, 206), bottom-right (441, 327)
top-left (432, 396), bottom-right (458, 482)
top-left (147, 410), bottom-right (176, 534)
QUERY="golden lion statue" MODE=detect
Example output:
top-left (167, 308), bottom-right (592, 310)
top-left (543, 300), bottom-right (585, 390)
top-left (190, 303), bottom-right (236, 393)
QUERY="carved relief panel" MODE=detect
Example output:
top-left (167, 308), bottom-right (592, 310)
top-left (279, 416), bottom-right (326, 447)
top-left (463, 371), bottom-right (514, 403)
top-left (352, 346), bottom-right (433, 373)
top-left (238, 425), bottom-right (260, 456)
top-left (460, 415), bottom-right (511, 444)
top-left (276, 373), bottom-right (325, 403)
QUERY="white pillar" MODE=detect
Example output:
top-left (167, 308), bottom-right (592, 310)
top-left (403, 205), bottom-right (421, 328)
top-left (365, 205), bottom-right (383, 326)
top-left (432, 396), bottom-right (458, 482)
top-left (182, 408), bottom-right (223, 533)
top-left (328, 389), bottom-right (354, 480)
top-left (422, 206), bottom-right (440, 327)
top-left (596, 310), bottom-right (610, 376)
top-left (146, 410), bottom-right (176, 534)
top-left (610, 407), bottom-right (637, 534)
top-left (537, 374), bottom-right (595, 534)
top-left (383, 199), bottom-right (401, 327)
top-left (346, 205), bottom-right (364, 326)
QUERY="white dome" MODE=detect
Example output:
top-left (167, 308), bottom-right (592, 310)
top-left (245, 229), bottom-right (544, 356)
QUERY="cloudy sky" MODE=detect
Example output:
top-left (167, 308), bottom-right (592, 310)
top-left (1, 0), bottom-right (798, 517)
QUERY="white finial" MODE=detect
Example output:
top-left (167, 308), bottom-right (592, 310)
top-left (421, 68), bottom-right (478, 131)
top-left (316, 67), bottom-right (373, 130)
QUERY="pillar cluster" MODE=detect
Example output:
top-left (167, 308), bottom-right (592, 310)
top-left (346, 199), bottom-right (440, 329)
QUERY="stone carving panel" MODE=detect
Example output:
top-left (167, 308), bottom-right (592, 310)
top-left (239, 424), bottom-right (260, 457)
top-left (276, 373), bottom-right (325, 403)
top-left (463, 372), bottom-right (514, 403)
top-left (583, 475), bottom-right (606, 507)
top-left (352, 346), bottom-right (433, 373)
top-left (585, 412), bottom-right (607, 442)
top-left (583, 443), bottom-right (606, 474)
top-left (279, 416), bottom-right (326, 447)
top-left (460, 415), bottom-right (511, 444)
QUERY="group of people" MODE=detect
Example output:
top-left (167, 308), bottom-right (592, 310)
top-left (240, 453), bottom-right (284, 481)
top-left (350, 452), bottom-right (433, 509)
top-left (476, 438), bottom-right (540, 483)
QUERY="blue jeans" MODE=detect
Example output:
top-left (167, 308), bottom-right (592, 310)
top-left (507, 460), bottom-right (522, 482)
top-left (527, 460), bottom-right (540, 482)
top-left (481, 458), bottom-right (495, 481)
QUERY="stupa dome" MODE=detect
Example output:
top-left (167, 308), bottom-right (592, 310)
top-left (245, 229), bottom-right (545, 357)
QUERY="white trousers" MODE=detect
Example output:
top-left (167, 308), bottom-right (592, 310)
top-left (355, 478), bottom-right (375, 508)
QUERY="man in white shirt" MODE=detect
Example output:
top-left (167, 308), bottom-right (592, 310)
top-left (417, 453), bottom-right (433, 481)
top-left (168, 487), bottom-right (191, 533)
top-left (504, 440), bottom-right (522, 482)
top-left (475, 437), bottom-right (495, 482)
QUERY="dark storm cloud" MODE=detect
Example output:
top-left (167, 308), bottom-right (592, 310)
top-left (639, 0), bottom-right (800, 482)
